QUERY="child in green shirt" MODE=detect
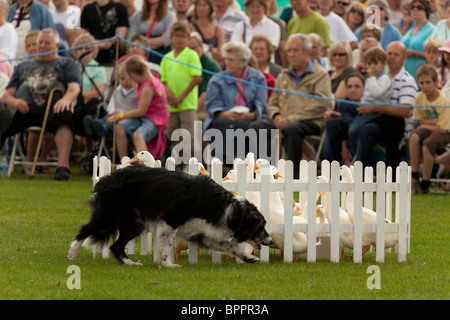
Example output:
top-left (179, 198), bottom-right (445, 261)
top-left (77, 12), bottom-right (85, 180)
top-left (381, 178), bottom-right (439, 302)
top-left (160, 22), bottom-right (202, 158)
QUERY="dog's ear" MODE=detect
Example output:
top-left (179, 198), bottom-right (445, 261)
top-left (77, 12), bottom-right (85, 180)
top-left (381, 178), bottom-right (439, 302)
top-left (233, 201), bottom-right (264, 242)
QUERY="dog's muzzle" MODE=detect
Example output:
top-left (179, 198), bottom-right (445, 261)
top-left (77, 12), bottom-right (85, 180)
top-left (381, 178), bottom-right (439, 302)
top-left (258, 236), bottom-right (273, 247)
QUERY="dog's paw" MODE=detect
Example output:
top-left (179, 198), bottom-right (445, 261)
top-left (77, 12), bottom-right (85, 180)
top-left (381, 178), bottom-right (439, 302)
top-left (162, 262), bottom-right (181, 268)
top-left (243, 255), bottom-right (260, 264)
top-left (123, 258), bottom-right (143, 266)
top-left (68, 241), bottom-right (81, 260)
top-left (68, 252), bottom-right (76, 260)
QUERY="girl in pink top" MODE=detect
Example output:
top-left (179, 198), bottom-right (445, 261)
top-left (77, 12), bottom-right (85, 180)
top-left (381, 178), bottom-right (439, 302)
top-left (107, 55), bottom-right (169, 159)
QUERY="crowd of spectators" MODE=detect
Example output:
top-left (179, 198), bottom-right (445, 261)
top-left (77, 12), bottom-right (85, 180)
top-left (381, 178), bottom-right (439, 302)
top-left (0, 0), bottom-right (449, 193)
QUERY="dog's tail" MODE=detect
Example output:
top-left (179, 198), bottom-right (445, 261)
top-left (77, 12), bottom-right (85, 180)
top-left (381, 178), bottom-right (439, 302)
top-left (81, 230), bottom-right (118, 259)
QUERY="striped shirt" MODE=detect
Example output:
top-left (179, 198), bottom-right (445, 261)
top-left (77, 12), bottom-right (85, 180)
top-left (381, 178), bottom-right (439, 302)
top-left (390, 67), bottom-right (418, 139)
top-left (212, 7), bottom-right (246, 42)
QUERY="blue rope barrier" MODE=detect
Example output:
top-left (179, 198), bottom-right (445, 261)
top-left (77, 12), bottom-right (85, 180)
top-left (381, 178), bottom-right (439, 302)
top-left (1, 34), bottom-right (449, 109)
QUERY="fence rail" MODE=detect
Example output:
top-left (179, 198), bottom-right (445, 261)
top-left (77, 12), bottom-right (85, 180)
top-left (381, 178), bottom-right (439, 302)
top-left (93, 154), bottom-right (411, 263)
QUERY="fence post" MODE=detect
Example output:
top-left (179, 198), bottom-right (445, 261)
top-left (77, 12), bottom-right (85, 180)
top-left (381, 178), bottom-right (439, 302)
top-left (187, 157), bottom-right (200, 264)
top-left (385, 166), bottom-right (393, 253)
top-left (211, 158), bottom-right (223, 264)
top-left (306, 161), bottom-right (317, 262)
top-left (283, 160), bottom-right (294, 262)
top-left (259, 159), bottom-right (271, 263)
top-left (353, 161), bottom-right (363, 263)
top-left (92, 156), bottom-right (98, 187)
top-left (398, 161), bottom-right (409, 262)
top-left (330, 161), bottom-right (341, 263)
top-left (376, 162), bottom-right (386, 263)
top-left (235, 160), bottom-right (247, 263)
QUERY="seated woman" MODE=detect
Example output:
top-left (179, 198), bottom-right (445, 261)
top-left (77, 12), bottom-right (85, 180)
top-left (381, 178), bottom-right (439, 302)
top-left (249, 34), bottom-right (282, 79)
top-left (321, 72), bottom-right (365, 166)
top-left (328, 40), bottom-right (356, 102)
top-left (72, 32), bottom-right (107, 136)
top-left (190, 0), bottom-right (225, 63)
top-left (204, 41), bottom-right (267, 165)
top-left (127, 0), bottom-right (176, 65)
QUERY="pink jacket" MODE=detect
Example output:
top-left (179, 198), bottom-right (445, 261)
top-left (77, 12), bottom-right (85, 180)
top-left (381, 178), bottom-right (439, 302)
top-left (137, 76), bottom-right (169, 159)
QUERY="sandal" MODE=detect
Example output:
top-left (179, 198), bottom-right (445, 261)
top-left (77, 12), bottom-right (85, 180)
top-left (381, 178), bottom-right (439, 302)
top-left (55, 167), bottom-right (71, 181)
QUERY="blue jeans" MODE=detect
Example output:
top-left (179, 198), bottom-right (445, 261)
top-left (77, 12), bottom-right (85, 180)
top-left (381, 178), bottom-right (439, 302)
top-left (321, 118), bottom-right (348, 162)
top-left (118, 117), bottom-right (159, 142)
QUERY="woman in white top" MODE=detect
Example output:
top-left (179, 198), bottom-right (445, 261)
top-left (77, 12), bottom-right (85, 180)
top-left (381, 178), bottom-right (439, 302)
top-left (0, 0), bottom-right (18, 67)
top-left (229, 0), bottom-right (280, 61)
top-left (431, 0), bottom-right (450, 43)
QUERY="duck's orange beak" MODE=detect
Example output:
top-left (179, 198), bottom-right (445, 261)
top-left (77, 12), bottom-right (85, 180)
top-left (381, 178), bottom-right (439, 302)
top-left (199, 166), bottom-right (209, 176)
top-left (126, 155), bottom-right (139, 164)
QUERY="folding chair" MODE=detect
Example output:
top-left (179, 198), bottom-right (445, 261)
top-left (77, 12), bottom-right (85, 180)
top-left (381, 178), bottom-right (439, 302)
top-left (303, 133), bottom-right (326, 164)
top-left (7, 127), bottom-right (58, 177)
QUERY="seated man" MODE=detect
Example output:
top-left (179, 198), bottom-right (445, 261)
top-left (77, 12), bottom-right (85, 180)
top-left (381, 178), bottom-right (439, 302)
top-left (1, 28), bottom-right (81, 180)
top-left (249, 33), bottom-right (333, 178)
top-left (351, 41), bottom-right (417, 172)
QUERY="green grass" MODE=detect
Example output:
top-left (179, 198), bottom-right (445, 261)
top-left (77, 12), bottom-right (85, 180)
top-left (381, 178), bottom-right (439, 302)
top-left (0, 166), bottom-right (449, 300)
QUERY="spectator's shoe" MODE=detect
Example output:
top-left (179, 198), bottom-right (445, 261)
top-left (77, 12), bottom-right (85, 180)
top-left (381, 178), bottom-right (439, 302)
top-left (418, 185), bottom-right (430, 195)
top-left (55, 167), bottom-right (71, 181)
top-left (411, 178), bottom-right (420, 194)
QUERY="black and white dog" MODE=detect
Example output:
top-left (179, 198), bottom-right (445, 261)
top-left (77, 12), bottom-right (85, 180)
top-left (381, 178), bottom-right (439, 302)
top-left (68, 165), bottom-right (272, 266)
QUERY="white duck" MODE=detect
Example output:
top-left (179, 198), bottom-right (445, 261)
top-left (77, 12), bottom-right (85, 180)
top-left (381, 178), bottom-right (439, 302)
top-left (253, 160), bottom-right (320, 256)
top-left (339, 165), bottom-right (398, 252)
top-left (127, 151), bottom-right (156, 167)
top-left (316, 176), bottom-right (356, 260)
top-left (253, 160), bottom-right (285, 224)
top-left (294, 192), bottom-right (328, 224)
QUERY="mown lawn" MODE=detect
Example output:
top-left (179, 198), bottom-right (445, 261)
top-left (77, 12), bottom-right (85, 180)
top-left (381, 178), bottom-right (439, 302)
top-left (0, 166), bottom-right (448, 301)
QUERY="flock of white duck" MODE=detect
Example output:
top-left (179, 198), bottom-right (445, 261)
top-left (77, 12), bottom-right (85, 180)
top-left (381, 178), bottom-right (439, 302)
top-left (122, 151), bottom-right (399, 261)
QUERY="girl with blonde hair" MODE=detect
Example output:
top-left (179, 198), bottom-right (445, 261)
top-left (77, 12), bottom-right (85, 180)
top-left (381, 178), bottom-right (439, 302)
top-left (106, 55), bottom-right (169, 159)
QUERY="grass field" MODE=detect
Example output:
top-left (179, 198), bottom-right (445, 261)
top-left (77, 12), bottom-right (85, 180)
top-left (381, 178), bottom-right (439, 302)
top-left (0, 166), bottom-right (449, 301)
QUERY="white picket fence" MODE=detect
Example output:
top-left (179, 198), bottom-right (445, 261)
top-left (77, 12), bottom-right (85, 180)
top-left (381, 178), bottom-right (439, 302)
top-left (92, 154), bottom-right (411, 264)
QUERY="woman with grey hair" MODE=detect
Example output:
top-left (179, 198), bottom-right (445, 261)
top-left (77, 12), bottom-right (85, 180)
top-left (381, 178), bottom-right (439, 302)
top-left (0, 0), bottom-right (18, 66)
top-left (355, 0), bottom-right (402, 50)
top-left (203, 41), bottom-right (267, 164)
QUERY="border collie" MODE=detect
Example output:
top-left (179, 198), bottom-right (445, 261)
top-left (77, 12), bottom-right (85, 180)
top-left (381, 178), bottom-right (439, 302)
top-left (68, 165), bottom-right (272, 266)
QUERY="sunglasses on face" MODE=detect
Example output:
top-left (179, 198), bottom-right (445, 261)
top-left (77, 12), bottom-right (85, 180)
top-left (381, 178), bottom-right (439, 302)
top-left (410, 4), bottom-right (425, 11)
top-left (349, 8), bottom-right (364, 16)
top-left (337, 1), bottom-right (349, 6)
top-left (333, 52), bottom-right (347, 57)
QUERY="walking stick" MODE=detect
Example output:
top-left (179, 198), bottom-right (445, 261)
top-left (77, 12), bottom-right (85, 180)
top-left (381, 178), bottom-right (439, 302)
top-left (277, 81), bottom-right (288, 160)
top-left (30, 87), bottom-right (65, 179)
top-left (112, 37), bottom-right (120, 170)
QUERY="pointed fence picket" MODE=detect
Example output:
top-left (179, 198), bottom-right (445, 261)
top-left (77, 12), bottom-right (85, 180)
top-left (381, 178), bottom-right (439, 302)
top-left (92, 155), bottom-right (411, 264)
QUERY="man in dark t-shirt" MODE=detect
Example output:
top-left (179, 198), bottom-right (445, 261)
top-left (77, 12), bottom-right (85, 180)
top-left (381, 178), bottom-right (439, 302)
top-left (1, 28), bottom-right (81, 180)
top-left (80, 0), bottom-right (129, 65)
